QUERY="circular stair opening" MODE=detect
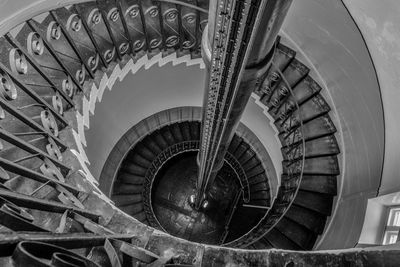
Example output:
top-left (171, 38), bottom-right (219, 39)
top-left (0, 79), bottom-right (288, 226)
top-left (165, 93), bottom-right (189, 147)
top-left (110, 121), bottom-right (271, 245)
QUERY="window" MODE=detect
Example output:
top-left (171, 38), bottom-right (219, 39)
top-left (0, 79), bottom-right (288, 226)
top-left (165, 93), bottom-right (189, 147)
top-left (383, 207), bottom-right (400, 245)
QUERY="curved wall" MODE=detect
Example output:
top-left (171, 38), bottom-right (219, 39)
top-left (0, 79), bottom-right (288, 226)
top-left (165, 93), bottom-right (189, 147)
top-left (281, 0), bottom-right (384, 249)
top-left (342, 0), bottom-right (400, 196)
top-left (0, 0), bottom-right (390, 251)
top-left (84, 62), bottom-right (282, 196)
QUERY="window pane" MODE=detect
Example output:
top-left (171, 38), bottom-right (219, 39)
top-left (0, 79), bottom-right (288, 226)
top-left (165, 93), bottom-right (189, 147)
top-left (393, 210), bottom-right (400, 226)
top-left (383, 231), bottom-right (398, 245)
top-left (388, 208), bottom-right (400, 226)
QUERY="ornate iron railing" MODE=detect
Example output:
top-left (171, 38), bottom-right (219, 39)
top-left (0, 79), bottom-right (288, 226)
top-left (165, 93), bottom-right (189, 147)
top-left (224, 61), bottom-right (306, 247)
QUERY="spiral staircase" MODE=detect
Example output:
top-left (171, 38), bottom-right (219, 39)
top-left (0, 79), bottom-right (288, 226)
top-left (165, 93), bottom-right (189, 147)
top-left (0, 0), bottom-right (397, 266)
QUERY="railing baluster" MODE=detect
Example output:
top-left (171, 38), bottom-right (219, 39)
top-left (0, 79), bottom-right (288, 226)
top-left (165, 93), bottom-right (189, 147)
top-left (50, 10), bottom-right (95, 79)
top-left (97, 0), bottom-right (122, 60)
top-left (137, 0), bottom-right (150, 52)
top-left (0, 188), bottom-right (99, 221)
top-left (116, 0), bottom-right (134, 56)
top-left (0, 157), bottom-right (80, 195)
top-left (0, 61), bottom-right (69, 127)
top-left (0, 98), bottom-right (66, 150)
top-left (0, 128), bottom-right (69, 171)
top-left (156, 1), bottom-right (166, 51)
top-left (73, 5), bottom-right (109, 68)
top-left (5, 33), bottom-right (75, 107)
top-left (26, 20), bottom-right (85, 95)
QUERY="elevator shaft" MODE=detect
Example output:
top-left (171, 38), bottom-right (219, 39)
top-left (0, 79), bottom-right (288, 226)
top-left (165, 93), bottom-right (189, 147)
top-left (195, 0), bottom-right (293, 209)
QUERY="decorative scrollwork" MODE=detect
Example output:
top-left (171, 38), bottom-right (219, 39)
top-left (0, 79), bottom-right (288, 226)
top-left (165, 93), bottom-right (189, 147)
top-left (108, 7), bottom-right (120, 22)
top-left (52, 92), bottom-right (63, 115)
top-left (27, 32), bottom-right (44, 56)
top-left (150, 39), bottom-right (161, 49)
top-left (47, 21), bottom-right (61, 40)
top-left (40, 157), bottom-right (64, 182)
top-left (164, 8), bottom-right (178, 22)
top-left (278, 85), bottom-right (289, 97)
top-left (133, 40), bottom-right (145, 51)
top-left (119, 42), bottom-right (129, 54)
top-left (67, 14), bottom-right (82, 32)
top-left (165, 36), bottom-right (179, 48)
top-left (9, 49), bottom-right (28, 74)
top-left (75, 64), bottom-right (86, 85)
top-left (182, 40), bottom-right (194, 49)
top-left (46, 137), bottom-right (62, 161)
top-left (88, 54), bottom-right (99, 71)
top-left (40, 110), bottom-right (59, 137)
top-left (104, 48), bottom-right (115, 63)
top-left (183, 13), bottom-right (196, 24)
top-left (0, 68), bottom-right (17, 100)
top-left (88, 8), bottom-right (102, 26)
top-left (62, 76), bottom-right (75, 97)
top-left (146, 6), bottom-right (159, 18)
top-left (126, 4), bottom-right (140, 18)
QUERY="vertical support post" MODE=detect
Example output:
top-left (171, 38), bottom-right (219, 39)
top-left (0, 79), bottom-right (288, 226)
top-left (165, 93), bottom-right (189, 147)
top-left (194, 0), bottom-right (293, 209)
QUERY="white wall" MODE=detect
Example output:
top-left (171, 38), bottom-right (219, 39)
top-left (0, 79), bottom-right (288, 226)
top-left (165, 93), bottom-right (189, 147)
top-left (342, 0), bottom-right (400, 196)
top-left (281, 0), bottom-right (385, 249)
top-left (359, 200), bottom-right (386, 245)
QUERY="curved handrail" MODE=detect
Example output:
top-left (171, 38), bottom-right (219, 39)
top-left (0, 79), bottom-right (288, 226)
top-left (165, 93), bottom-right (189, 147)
top-left (224, 61), bottom-right (306, 247)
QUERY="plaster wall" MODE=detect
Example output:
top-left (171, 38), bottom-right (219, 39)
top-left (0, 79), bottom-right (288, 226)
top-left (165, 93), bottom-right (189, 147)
top-left (281, 0), bottom-right (384, 249)
top-left (359, 199), bottom-right (387, 245)
top-left (342, 0), bottom-right (400, 196)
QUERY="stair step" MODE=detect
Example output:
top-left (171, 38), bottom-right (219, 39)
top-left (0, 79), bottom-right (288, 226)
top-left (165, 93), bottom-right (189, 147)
top-left (134, 143), bottom-right (157, 161)
top-left (285, 204), bottom-right (326, 234)
top-left (300, 175), bottom-right (337, 195)
top-left (274, 43), bottom-right (296, 71)
top-left (141, 138), bottom-right (163, 156)
top-left (265, 228), bottom-right (301, 250)
top-left (112, 194), bottom-right (142, 206)
top-left (273, 75), bottom-right (322, 121)
top-left (189, 121), bottom-right (200, 140)
top-left (170, 123), bottom-right (184, 143)
top-left (250, 182), bottom-right (270, 192)
top-left (121, 163), bottom-right (147, 176)
top-left (118, 172), bottom-right (144, 185)
top-left (246, 164), bottom-right (265, 178)
top-left (232, 141), bottom-right (248, 160)
top-left (126, 152), bottom-right (152, 168)
top-left (279, 115), bottom-right (336, 146)
top-left (153, 130), bottom-right (169, 151)
top-left (160, 127), bottom-right (175, 146)
top-left (282, 135), bottom-right (339, 160)
top-left (180, 121), bottom-right (192, 141)
top-left (293, 190), bottom-right (334, 216)
top-left (228, 135), bottom-right (241, 154)
top-left (275, 217), bottom-right (317, 250)
top-left (119, 203), bottom-right (144, 216)
top-left (113, 183), bottom-right (143, 195)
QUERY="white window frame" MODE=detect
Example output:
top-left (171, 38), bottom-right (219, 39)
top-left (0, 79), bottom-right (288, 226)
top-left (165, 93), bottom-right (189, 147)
top-left (382, 206), bottom-right (400, 245)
